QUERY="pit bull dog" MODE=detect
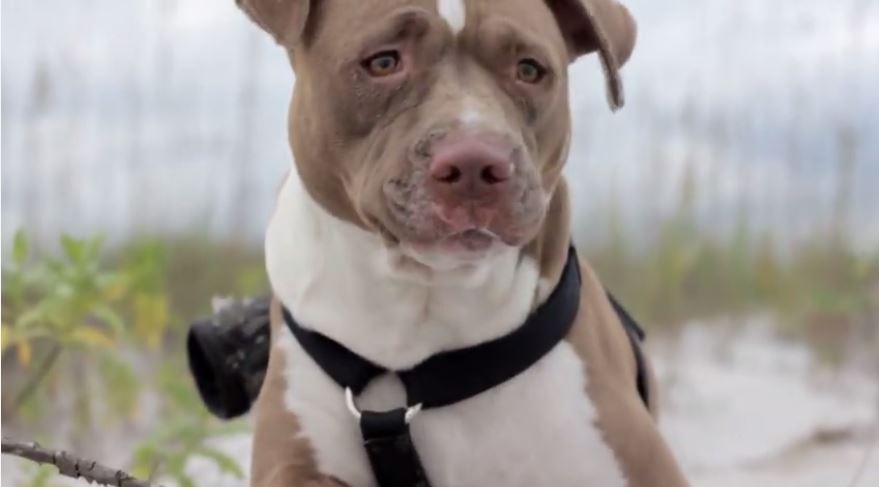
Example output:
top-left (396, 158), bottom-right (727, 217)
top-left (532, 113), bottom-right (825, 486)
top-left (238, 0), bottom-right (689, 485)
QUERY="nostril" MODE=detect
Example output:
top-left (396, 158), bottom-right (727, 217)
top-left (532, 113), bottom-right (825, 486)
top-left (433, 164), bottom-right (462, 184)
top-left (481, 163), bottom-right (511, 184)
top-left (428, 137), bottom-right (515, 188)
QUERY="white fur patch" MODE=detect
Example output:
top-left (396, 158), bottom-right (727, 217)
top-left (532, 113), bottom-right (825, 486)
top-left (266, 169), bottom-right (626, 485)
top-left (457, 96), bottom-right (508, 132)
top-left (460, 106), bottom-right (485, 127)
top-left (437, 0), bottom-right (467, 34)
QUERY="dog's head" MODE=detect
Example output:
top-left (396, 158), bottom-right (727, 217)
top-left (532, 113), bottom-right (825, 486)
top-left (240, 0), bottom-right (635, 268)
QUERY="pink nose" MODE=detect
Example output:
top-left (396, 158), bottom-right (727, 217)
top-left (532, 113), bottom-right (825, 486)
top-left (428, 136), bottom-right (513, 202)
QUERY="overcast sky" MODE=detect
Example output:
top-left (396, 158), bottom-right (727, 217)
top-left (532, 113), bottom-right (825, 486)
top-left (2, 0), bottom-right (877, 248)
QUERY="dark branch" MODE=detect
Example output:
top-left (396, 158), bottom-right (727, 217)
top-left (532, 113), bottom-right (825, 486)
top-left (2, 437), bottom-right (160, 487)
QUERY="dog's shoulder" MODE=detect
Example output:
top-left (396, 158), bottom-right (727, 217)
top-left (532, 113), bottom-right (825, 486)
top-left (565, 258), bottom-right (641, 398)
top-left (249, 299), bottom-right (347, 487)
top-left (565, 260), bottom-right (690, 486)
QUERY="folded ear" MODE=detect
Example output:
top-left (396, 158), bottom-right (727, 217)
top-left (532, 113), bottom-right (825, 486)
top-left (546, 0), bottom-right (637, 110)
top-left (236, 0), bottom-right (312, 47)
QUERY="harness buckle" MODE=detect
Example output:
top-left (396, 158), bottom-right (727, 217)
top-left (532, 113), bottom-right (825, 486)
top-left (345, 387), bottom-right (423, 424)
top-left (346, 388), bottom-right (432, 486)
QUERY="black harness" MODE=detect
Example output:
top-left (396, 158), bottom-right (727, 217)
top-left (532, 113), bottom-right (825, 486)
top-left (282, 247), bottom-right (648, 487)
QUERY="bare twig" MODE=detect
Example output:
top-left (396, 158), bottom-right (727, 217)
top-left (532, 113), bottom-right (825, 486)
top-left (1, 437), bottom-right (160, 487)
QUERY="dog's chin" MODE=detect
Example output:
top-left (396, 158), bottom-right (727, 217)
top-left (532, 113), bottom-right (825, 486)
top-left (401, 230), bottom-right (506, 269)
top-left (373, 223), bottom-right (535, 285)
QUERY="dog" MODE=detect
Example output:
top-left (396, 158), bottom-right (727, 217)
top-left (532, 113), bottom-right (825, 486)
top-left (237, 0), bottom-right (689, 485)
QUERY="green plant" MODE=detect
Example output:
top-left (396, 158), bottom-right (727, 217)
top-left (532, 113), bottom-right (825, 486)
top-left (1, 232), bottom-right (246, 486)
top-left (1, 232), bottom-right (156, 421)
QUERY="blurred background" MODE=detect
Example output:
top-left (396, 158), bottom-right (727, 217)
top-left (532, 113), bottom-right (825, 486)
top-left (2, 0), bottom-right (877, 486)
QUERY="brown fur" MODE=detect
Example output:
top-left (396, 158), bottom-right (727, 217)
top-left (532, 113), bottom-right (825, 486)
top-left (241, 0), bottom-right (634, 255)
top-left (250, 302), bottom-right (327, 486)
top-left (565, 262), bottom-right (689, 486)
top-left (285, 0), bottom-right (572, 252)
top-left (241, 0), bottom-right (687, 485)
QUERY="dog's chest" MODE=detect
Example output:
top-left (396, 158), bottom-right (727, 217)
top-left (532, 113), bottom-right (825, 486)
top-left (276, 327), bottom-right (626, 487)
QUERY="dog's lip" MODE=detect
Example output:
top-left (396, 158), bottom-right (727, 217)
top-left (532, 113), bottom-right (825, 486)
top-left (449, 227), bottom-right (498, 241)
top-left (392, 228), bottom-right (503, 273)
top-left (446, 228), bottom-right (497, 249)
top-left (376, 203), bottom-right (500, 248)
top-left (407, 227), bottom-right (501, 254)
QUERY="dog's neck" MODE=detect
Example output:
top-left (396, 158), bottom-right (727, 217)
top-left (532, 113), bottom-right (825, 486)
top-left (266, 170), bottom-right (553, 369)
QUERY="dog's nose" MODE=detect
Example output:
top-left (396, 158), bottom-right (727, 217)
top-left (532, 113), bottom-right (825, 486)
top-left (428, 136), bottom-right (513, 202)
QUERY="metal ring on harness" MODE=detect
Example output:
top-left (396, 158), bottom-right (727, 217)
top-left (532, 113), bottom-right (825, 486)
top-left (345, 387), bottom-right (423, 424)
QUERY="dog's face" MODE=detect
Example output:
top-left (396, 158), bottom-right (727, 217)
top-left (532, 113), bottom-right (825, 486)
top-left (240, 0), bottom-right (635, 268)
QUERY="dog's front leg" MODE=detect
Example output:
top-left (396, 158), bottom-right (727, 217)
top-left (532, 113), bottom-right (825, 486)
top-left (250, 377), bottom-right (352, 487)
top-left (249, 305), bottom-right (351, 487)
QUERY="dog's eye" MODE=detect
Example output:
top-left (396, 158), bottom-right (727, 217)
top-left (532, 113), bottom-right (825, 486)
top-left (362, 51), bottom-right (402, 77)
top-left (516, 59), bottom-right (546, 84)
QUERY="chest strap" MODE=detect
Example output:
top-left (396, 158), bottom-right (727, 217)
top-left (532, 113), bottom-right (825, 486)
top-left (282, 247), bottom-right (649, 487)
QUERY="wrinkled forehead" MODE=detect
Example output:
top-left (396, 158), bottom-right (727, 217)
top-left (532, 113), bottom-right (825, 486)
top-left (311, 0), bottom-right (567, 55)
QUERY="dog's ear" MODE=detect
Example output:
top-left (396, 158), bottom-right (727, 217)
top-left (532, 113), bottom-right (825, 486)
top-left (236, 0), bottom-right (312, 47)
top-left (546, 0), bottom-right (636, 110)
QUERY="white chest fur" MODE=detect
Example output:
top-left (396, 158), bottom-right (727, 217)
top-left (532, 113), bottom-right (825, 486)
top-left (265, 171), bottom-right (626, 486)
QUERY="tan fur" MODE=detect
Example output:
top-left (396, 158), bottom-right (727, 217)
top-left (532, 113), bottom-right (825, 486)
top-left (284, 0), bottom-right (573, 249)
top-left (250, 302), bottom-right (338, 487)
top-left (245, 0), bottom-right (634, 246)
top-left (525, 179), bottom-right (572, 293)
top-left (565, 262), bottom-right (689, 486)
top-left (241, 0), bottom-right (688, 485)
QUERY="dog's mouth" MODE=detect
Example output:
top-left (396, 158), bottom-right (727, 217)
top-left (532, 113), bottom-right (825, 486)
top-left (448, 228), bottom-right (498, 251)
top-left (371, 210), bottom-right (508, 269)
top-left (378, 189), bottom-right (545, 265)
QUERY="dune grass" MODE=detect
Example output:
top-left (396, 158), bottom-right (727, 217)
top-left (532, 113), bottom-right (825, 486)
top-left (586, 213), bottom-right (878, 362)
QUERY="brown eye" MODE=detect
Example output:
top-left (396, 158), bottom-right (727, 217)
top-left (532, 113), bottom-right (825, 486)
top-left (516, 59), bottom-right (546, 84)
top-left (362, 51), bottom-right (402, 77)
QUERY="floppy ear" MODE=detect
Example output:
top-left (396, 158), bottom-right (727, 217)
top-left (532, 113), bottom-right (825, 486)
top-left (546, 0), bottom-right (637, 110)
top-left (236, 0), bottom-right (312, 47)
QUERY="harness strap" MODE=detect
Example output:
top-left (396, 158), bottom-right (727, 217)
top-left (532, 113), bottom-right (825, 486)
top-left (282, 247), bottom-right (582, 407)
top-left (360, 409), bottom-right (431, 487)
top-left (282, 247), bottom-right (650, 487)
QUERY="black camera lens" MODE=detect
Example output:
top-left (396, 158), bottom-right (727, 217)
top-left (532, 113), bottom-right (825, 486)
top-left (186, 296), bottom-right (272, 420)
